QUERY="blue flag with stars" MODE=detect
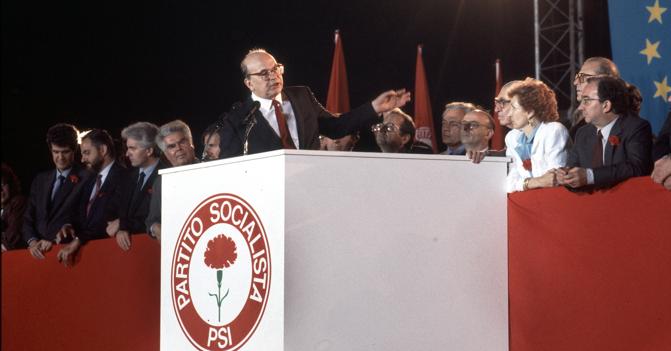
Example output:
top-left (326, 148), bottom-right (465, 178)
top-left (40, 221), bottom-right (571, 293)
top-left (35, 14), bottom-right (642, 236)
top-left (608, 0), bottom-right (671, 134)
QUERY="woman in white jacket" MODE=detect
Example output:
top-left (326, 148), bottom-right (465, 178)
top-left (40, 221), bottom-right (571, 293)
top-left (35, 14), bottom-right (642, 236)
top-left (505, 78), bottom-right (569, 192)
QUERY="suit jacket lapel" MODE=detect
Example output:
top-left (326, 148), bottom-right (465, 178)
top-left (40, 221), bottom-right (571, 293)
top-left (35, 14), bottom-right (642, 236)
top-left (282, 90), bottom-right (305, 148)
top-left (604, 117), bottom-right (623, 166)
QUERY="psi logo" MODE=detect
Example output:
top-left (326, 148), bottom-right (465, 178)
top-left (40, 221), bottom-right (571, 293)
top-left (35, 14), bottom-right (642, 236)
top-left (171, 194), bottom-right (271, 350)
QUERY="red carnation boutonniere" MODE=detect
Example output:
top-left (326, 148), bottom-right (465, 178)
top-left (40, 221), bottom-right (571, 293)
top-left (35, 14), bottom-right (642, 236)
top-left (97, 192), bottom-right (106, 199)
top-left (69, 175), bottom-right (79, 184)
top-left (146, 187), bottom-right (153, 195)
top-left (608, 135), bottom-right (620, 147)
top-left (522, 159), bottom-right (532, 172)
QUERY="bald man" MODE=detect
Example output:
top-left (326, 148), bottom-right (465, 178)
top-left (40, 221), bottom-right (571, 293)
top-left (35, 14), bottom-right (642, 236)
top-left (461, 110), bottom-right (495, 164)
top-left (219, 48), bottom-right (411, 157)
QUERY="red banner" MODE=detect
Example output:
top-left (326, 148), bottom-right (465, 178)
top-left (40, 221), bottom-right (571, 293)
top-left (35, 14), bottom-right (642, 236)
top-left (413, 45), bottom-right (437, 152)
top-left (325, 29), bottom-right (350, 113)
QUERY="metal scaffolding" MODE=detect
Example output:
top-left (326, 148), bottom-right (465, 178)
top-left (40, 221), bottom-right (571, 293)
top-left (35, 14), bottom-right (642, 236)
top-left (534, 0), bottom-right (584, 116)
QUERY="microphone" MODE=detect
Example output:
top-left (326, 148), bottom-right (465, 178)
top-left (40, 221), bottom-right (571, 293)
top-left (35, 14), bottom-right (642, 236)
top-left (243, 101), bottom-right (261, 125)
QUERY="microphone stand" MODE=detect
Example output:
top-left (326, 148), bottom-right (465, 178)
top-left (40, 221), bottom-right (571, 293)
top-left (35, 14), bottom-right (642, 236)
top-left (242, 118), bottom-right (257, 156)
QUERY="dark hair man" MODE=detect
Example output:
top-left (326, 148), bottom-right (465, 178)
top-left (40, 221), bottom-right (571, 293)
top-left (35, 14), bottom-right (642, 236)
top-left (373, 108), bottom-right (433, 154)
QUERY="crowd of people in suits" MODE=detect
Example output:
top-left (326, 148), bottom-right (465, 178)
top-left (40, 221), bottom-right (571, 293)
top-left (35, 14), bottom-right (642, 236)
top-left (2, 50), bottom-right (670, 261)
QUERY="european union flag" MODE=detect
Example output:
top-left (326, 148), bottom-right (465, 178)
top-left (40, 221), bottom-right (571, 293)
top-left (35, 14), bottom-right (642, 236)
top-left (608, 0), bottom-right (671, 134)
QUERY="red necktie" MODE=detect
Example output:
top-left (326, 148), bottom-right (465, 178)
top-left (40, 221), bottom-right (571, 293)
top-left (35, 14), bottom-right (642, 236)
top-left (86, 175), bottom-right (102, 217)
top-left (591, 130), bottom-right (604, 168)
top-left (271, 100), bottom-right (296, 149)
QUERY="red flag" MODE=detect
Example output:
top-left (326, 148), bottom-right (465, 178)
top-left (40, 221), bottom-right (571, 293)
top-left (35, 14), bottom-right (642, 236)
top-left (491, 59), bottom-right (505, 150)
top-left (413, 45), bottom-right (437, 152)
top-left (326, 30), bottom-right (350, 113)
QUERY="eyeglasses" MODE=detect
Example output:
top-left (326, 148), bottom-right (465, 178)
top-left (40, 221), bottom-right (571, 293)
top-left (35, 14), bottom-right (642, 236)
top-left (371, 122), bottom-right (400, 133)
top-left (443, 121), bottom-right (461, 129)
top-left (579, 97), bottom-right (603, 105)
top-left (461, 121), bottom-right (490, 132)
top-left (574, 72), bottom-right (595, 84)
top-left (247, 64), bottom-right (285, 81)
top-left (494, 98), bottom-right (511, 108)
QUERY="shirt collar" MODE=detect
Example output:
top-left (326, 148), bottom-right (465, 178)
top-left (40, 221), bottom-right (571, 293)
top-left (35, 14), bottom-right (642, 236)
top-left (251, 92), bottom-right (283, 111)
top-left (139, 159), bottom-right (159, 177)
top-left (56, 168), bottom-right (72, 178)
top-left (98, 161), bottom-right (114, 184)
top-left (598, 117), bottom-right (619, 139)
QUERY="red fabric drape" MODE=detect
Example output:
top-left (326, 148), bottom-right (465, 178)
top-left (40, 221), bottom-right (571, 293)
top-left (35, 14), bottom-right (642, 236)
top-left (325, 30), bottom-right (350, 113)
top-left (413, 45), bottom-right (437, 152)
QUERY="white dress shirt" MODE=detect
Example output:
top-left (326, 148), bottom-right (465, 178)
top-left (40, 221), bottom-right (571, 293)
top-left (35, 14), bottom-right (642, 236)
top-left (251, 93), bottom-right (300, 149)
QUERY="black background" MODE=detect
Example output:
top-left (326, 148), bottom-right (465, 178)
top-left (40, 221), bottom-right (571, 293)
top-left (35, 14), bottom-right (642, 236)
top-left (2, 0), bottom-right (611, 188)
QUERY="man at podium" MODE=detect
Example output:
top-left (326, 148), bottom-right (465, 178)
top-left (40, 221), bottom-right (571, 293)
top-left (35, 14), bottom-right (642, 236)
top-left (218, 48), bottom-right (412, 157)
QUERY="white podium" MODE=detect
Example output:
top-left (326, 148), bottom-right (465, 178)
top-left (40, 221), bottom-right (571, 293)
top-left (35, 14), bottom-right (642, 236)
top-left (160, 150), bottom-right (509, 351)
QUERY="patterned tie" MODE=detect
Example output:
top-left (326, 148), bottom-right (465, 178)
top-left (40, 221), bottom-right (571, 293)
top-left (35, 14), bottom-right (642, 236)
top-left (51, 175), bottom-right (66, 201)
top-left (86, 175), bottom-right (103, 217)
top-left (592, 130), bottom-right (604, 168)
top-left (271, 100), bottom-right (296, 149)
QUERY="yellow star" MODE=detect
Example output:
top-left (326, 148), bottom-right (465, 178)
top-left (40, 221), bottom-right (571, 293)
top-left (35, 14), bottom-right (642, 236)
top-left (646, 0), bottom-right (667, 24)
top-left (654, 76), bottom-right (671, 100)
top-left (640, 39), bottom-right (662, 64)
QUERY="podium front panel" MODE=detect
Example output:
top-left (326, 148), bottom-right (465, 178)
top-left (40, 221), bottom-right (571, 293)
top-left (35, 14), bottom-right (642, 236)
top-left (160, 150), bottom-right (508, 351)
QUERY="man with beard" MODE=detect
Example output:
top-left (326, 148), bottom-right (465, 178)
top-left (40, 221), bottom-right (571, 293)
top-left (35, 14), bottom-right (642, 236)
top-left (23, 123), bottom-right (91, 260)
top-left (145, 120), bottom-right (199, 242)
top-left (56, 129), bottom-right (128, 266)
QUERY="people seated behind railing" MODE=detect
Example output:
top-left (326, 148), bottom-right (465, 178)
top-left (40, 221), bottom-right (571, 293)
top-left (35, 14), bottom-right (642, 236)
top-left (145, 120), bottom-right (199, 243)
top-left (106, 122), bottom-right (163, 251)
top-left (55, 129), bottom-right (129, 266)
top-left (373, 108), bottom-right (433, 154)
top-left (23, 123), bottom-right (91, 260)
top-left (557, 76), bottom-right (653, 191)
top-left (2, 163), bottom-right (27, 251)
top-left (462, 109), bottom-right (496, 163)
top-left (202, 123), bottom-right (222, 160)
top-left (440, 102), bottom-right (476, 155)
top-left (505, 78), bottom-right (569, 192)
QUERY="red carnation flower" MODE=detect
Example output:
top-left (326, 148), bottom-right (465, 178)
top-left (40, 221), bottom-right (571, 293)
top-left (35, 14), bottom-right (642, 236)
top-left (146, 187), bottom-right (153, 194)
top-left (69, 175), bottom-right (79, 184)
top-left (204, 234), bottom-right (237, 269)
top-left (608, 135), bottom-right (620, 146)
top-left (97, 192), bottom-right (105, 199)
top-left (522, 159), bottom-right (532, 172)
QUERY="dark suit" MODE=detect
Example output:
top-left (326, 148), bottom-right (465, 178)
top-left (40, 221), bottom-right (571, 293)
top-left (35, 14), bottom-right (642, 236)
top-left (22, 165), bottom-right (91, 243)
top-left (219, 86), bottom-right (379, 157)
top-left (652, 112), bottom-right (671, 161)
top-left (117, 161), bottom-right (163, 234)
top-left (568, 114), bottom-right (653, 189)
top-left (71, 162), bottom-right (128, 242)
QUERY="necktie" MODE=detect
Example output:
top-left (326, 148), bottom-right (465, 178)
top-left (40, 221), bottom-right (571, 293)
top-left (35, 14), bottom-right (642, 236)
top-left (131, 171), bottom-right (145, 204)
top-left (271, 100), bottom-right (296, 149)
top-left (86, 175), bottom-right (103, 217)
top-left (51, 175), bottom-right (66, 201)
top-left (591, 130), bottom-right (604, 168)
top-left (136, 171), bottom-right (146, 193)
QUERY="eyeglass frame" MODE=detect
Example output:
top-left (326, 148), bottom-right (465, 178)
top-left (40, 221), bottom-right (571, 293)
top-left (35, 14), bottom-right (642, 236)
top-left (246, 63), bottom-right (285, 81)
top-left (579, 97), bottom-right (604, 105)
top-left (371, 122), bottom-right (401, 134)
top-left (574, 72), bottom-right (596, 84)
top-left (494, 98), bottom-right (511, 108)
top-left (461, 121), bottom-right (492, 132)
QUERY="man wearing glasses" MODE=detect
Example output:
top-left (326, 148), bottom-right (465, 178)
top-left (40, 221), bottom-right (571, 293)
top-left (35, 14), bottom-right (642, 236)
top-left (440, 102), bottom-right (476, 155)
top-left (372, 108), bottom-right (433, 154)
top-left (571, 57), bottom-right (620, 139)
top-left (460, 110), bottom-right (496, 163)
top-left (557, 76), bottom-right (652, 190)
top-left (218, 48), bottom-right (411, 157)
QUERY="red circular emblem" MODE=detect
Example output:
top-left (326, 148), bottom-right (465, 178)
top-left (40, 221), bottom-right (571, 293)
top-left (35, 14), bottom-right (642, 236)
top-left (171, 194), bottom-right (271, 350)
